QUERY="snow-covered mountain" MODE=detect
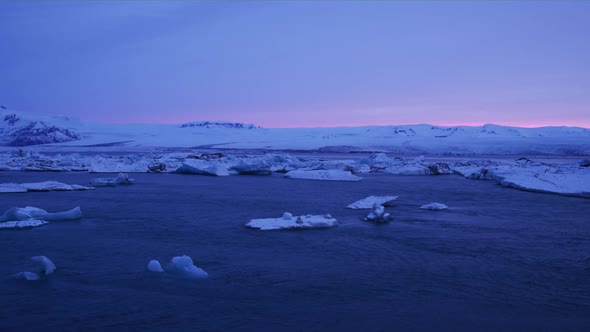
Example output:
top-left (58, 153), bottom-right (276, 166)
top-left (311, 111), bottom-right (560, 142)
top-left (1, 108), bottom-right (589, 155)
top-left (0, 109), bottom-right (81, 146)
top-left (180, 121), bottom-right (259, 129)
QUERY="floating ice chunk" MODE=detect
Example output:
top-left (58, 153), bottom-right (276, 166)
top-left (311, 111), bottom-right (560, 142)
top-left (284, 170), bottom-right (362, 181)
top-left (420, 203), bottom-right (448, 210)
top-left (174, 160), bottom-right (229, 176)
top-left (168, 255), bottom-right (208, 279)
top-left (147, 260), bottom-right (164, 273)
top-left (246, 213), bottom-right (338, 230)
top-left (347, 195), bottom-right (399, 209)
top-left (0, 206), bottom-right (82, 222)
top-left (230, 160), bottom-right (272, 175)
top-left (41, 206), bottom-right (82, 221)
top-left (364, 204), bottom-right (393, 223)
top-left (0, 219), bottom-right (48, 229)
top-left (0, 184), bottom-right (28, 193)
top-left (31, 256), bottom-right (56, 275)
top-left (90, 173), bottom-right (134, 186)
top-left (9, 256), bottom-right (55, 280)
top-left (0, 181), bottom-right (93, 193)
top-left (10, 272), bottom-right (41, 280)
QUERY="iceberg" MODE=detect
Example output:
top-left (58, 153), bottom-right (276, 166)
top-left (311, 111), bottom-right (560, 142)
top-left (173, 160), bottom-right (229, 176)
top-left (229, 160), bottom-right (272, 175)
top-left (147, 256), bottom-right (207, 278)
top-left (31, 256), bottom-right (56, 275)
top-left (0, 206), bottom-right (82, 222)
top-left (420, 203), bottom-right (448, 210)
top-left (246, 212), bottom-right (338, 230)
top-left (0, 181), bottom-right (93, 193)
top-left (90, 173), bottom-right (134, 186)
top-left (364, 204), bottom-right (393, 223)
top-left (11, 271), bottom-right (41, 280)
top-left (9, 256), bottom-right (56, 280)
top-left (147, 259), bottom-right (164, 273)
top-left (347, 195), bottom-right (399, 209)
top-left (284, 170), bottom-right (362, 181)
top-left (453, 159), bottom-right (590, 198)
top-left (168, 255), bottom-right (208, 279)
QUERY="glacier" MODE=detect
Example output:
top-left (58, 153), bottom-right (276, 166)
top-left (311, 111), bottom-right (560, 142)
top-left (2, 109), bottom-right (590, 156)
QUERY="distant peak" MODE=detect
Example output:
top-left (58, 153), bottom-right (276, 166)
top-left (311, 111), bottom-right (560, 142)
top-left (180, 121), bottom-right (259, 129)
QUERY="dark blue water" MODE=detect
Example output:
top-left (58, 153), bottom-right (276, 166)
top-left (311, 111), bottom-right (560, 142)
top-left (1, 172), bottom-right (589, 331)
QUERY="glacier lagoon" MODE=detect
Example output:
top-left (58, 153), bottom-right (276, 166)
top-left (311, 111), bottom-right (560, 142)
top-left (0, 171), bottom-right (589, 331)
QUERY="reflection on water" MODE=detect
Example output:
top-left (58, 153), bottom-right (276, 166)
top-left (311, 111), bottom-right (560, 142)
top-left (0, 172), bottom-right (589, 331)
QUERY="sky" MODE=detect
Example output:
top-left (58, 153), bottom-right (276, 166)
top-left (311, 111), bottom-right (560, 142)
top-left (0, 1), bottom-right (589, 128)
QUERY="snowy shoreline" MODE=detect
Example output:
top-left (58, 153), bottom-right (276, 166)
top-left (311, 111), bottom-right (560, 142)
top-left (0, 150), bottom-right (588, 198)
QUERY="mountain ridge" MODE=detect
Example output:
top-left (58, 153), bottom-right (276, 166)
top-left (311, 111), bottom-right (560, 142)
top-left (1, 109), bottom-right (589, 155)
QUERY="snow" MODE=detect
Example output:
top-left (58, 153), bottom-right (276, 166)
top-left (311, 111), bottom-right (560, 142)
top-left (0, 140), bottom-right (589, 198)
top-left (0, 181), bottom-right (93, 193)
top-left (420, 203), bottom-right (449, 210)
top-left (4, 108), bottom-right (590, 156)
top-left (246, 213), bottom-right (338, 230)
top-left (284, 170), bottom-right (362, 181)
top-left (91, 173), bottom-right (134, 186)
top-left (147, 260), bottom-right (164, 273)
top-left (364, 204), bottom-right (393, 223)
top-left (347, 195), bottom-right (399, 209)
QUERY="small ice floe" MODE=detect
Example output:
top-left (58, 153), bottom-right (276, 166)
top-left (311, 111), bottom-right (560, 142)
top-left (364, 204), bottom-right (393, 223)
top-left (173, 160), bottom-right (229, 176)
top-left (0, 206), bottom-right (82, 222)
top-left (90, 173), bottom-right (134, 186)
top-left (0, 206), bottom-right (82, 229)
top-left (284, 170), bottom-right (362, 181)
top-left (9, 256), bottom-right (56, 281)
top-left (246, 212), bottom-right (338, 230)
top-left (0, 219), bottom-right (48, 229)
top-left (229, 160), bottom-right (272, 175)
top-left (420, 203), bottom-right (448, 210)
top-left (0, 181), bottom-right (93, 193)
top-left (347, 195), bottom-right (399, 209)
top-left (147, 260), bottom-right (164, 273)
top-left (147, 255), bottom-right (208, 279)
